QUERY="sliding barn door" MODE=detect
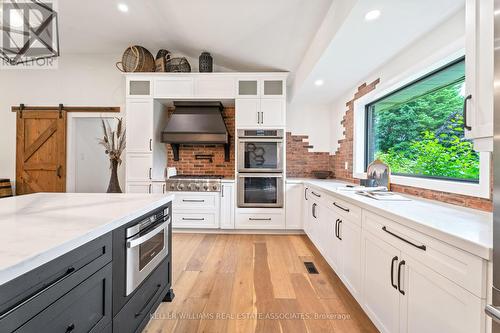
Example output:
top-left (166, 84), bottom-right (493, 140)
top-left (16, 110), bottom-right (67, 194)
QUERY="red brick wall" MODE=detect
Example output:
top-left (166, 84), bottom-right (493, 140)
top-left (329, 79), bottom-right (493, 212)
top-left (286, 132), bottom-right (330, 178)
top-left (165, 107), bottom-right (235, 178)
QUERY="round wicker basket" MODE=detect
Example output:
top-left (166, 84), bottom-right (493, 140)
top-left (116, 45), bottom-right (155, 72)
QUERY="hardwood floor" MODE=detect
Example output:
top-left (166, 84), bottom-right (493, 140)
top-left (143, 233), bottom-right (378, 333)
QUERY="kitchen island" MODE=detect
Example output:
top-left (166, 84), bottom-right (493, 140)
top-left (0, 192), bottom-right (174, 333)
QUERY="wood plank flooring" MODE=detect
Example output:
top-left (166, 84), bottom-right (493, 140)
top-left (143, 233), bottom-right (378, 333)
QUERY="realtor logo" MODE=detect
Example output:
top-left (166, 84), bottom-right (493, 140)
top-left (0, 0), bottom-right (59, 69)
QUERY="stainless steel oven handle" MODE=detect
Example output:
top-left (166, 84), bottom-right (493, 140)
top-left (238, 138), bottom-right (283, 143)
top-left (126, 220), bottom-right (168, 249)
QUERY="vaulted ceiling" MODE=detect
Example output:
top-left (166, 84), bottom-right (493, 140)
top-left (57, 0), bottom-right (464, 104)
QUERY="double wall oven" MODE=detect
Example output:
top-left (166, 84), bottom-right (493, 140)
top-left (237, 129), bottom-right (284, 208)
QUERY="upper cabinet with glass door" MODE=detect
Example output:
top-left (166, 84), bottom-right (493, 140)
top-left (126, 77), bottom-right (152, 98)
top-left (236, 76), bottom-right (287, 98)
top-left (464, 0), bottom-right (494, 151)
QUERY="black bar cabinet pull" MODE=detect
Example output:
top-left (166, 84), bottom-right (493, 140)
top-left (334, 219), bottom-right (338, 238)
top-left (182, 199), bottom-right (205, 203)
top-left (182, 217), bottom-right (205, 221)
top-left (149, 138), bottom-right (152, 151)
top-left (249, 218), bottom-right (272, 221)
top-left (149, 168), bottom-right (152, 180)
top-left (333, 202), bottom-right (349, 212)
top-left (390, 256), bottom-right (398, 289)
top-left (337, 220), bottom-right (342, 240)
top-left (311, 191), bottom-right (321, 198)
top-left (312, 203), bottom-right (317, 219)
top-left (397, 260), bottom-right (406, 295)
top-left (304, 188), bottom-right (308, 200)
top-left (382, 226), bottom-right (426, 251)
top-left (463, 94), bottom-right (472, 131)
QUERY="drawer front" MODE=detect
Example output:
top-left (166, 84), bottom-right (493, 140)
top-left (326, 195), bottom-right (361, 225)
top-left (15, 263), bottom-right (112, 333)
top-left (0, 234), bottom-right (112, 332)
top-left (114, 259), bottom-right (170, 333)
top-left (363, 211), bottom-right (486, 297)
top-left (173, 211), bottom-right (219, 228)
top-left (173, 192), bottom-right (219, 210)
top-left (236, 213), bottom-right (285, 229)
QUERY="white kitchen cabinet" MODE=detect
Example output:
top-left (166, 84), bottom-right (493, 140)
top-left (235, 99), bottom-right (260, 127)
top-left (126, 78), bottom-right (152, 98)
top-left (151, 182), bottom-right (166, 194)
top-left (195, 76), bottom-right (235, 98)
top-left (400, 256), bottom-right (482, 333)
top-left (237, 79), bottom-right (260, 98)
top-left (235, 209), bottom-right (285, 229)
top-left (261, 79), bottom-right (285, 98)
top-left (465, 0), bottom-right (494, 150)
top-left (236, 98), bottom-right (285, 128)
top-left (154, 77), bottom-right (194, 98)
top-left (260, 99), bottom-right (285, 127)
top-left (340, 218), bottom-right (362, 300)
top-left (173, 211), bottom-right (219, 229)
top-left (126, 99), bottom-right (153, 153)
top-left (126, 153), bottom-right (152, 182)
top-left (126, 182), bottom-right (152, 194)
top-left (362, 230), bottom-right (401, 333)
top-left (285, 183), bottom-right (303, 229)
top-left (220, 182), bottom-right (235, 229)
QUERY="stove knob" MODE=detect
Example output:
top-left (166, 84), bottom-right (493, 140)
top-left (170, 184), bottom-right (175, 190)
top-left (203, 185), bottom-right (209, 191)
top-left (195, 184), bottom-right (201, 190)
top-left (212, 185), bottom-right (218, 191)
top-left (178, 184), bottom-right (185, 191)
top-left (187, 184), bottom-right (192, 190)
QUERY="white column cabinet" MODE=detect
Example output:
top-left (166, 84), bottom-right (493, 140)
top-left (220, 182), bottom-right (235, 229)
top-left (465, 0), bottom-right (494, 150)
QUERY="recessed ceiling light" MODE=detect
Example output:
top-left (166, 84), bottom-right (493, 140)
top-left (314, 79), bottom-right (324, 87)
top-left (117, 3), bottom-right (129, 13)
top-left (365, 10), bottom-right (381, 21)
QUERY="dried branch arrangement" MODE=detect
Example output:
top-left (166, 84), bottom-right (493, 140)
top-left (98, 118), bottom-right (126, 166)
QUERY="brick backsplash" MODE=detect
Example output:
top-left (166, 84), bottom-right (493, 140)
top-left (327, 79), bottom-right (493, 212)
top-left (165, 107), bottom-right (235, 178)
top-left (286, 132), bottom-right (330, 178)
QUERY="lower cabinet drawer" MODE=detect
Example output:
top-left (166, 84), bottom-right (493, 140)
top-left (173, 192), bottom-right (219, 210)
top-left (236, 212), bottom-right (285, 229)
top-left (173, 211), bottom-right (219, 228)
top-left (0, 234), bottom-right (112, 332)
top-left (15, 263), bottom-right (112, 333)
top-left (113, 259), bottom-right (169, 333)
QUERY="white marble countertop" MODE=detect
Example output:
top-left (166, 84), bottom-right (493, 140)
top-left (286, 178), bottom-right (492, 260)
top-left (0, 192), bottom-right (174, 285)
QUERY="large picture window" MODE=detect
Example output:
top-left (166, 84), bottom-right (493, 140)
top-left (365, 58), bottom-right (479, 183)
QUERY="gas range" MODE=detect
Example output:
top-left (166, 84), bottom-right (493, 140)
top-left (165, 175), bottom-right (223, 192)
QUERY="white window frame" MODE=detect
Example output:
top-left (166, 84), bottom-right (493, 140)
top-left (353, 51), bottom-right (491, 199)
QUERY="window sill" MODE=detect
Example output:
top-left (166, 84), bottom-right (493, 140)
top-left (354, 152), bottom-right (490, 199)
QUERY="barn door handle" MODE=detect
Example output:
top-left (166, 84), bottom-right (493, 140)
top-left (56, 165), bottom-right (62, 178)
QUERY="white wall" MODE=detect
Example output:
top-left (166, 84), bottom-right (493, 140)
top-left (0, 53), bottom-right (125, 183)
top-left (330, 7), bottom-right (465, 154)
top-left (287, 101), bottom-right (332, 152)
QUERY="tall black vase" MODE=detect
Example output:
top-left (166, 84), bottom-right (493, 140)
top-left (199, 52), bottom-right (213, 72)
top-left (106, 159), bottom-right (122, 193)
